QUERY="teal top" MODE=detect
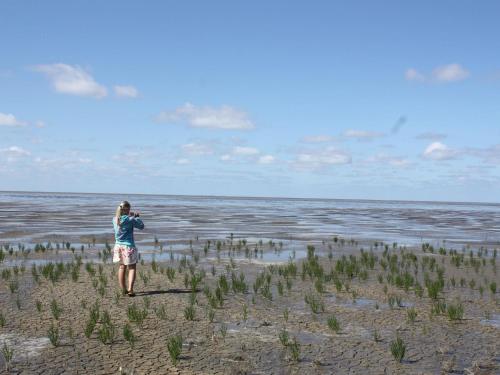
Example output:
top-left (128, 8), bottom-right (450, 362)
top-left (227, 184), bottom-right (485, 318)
top-left (113, 215), bottom-right (144, 247)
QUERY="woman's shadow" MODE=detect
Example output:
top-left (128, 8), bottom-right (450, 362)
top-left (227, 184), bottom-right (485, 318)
top-left (134, 288), bottom-right (200, 296)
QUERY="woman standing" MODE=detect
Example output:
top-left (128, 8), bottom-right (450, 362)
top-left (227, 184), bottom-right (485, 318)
top-left (113, 201), bottom-right (144, 297)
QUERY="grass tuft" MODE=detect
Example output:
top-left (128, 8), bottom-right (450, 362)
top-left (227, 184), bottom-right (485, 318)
top-left (123, 323), bottom-right (136, 348)
top-left (167, 335), bottom-right (183, 366)
top-left (48, 323), bottom-right (60, 347)
top-left (390, 336), bottom-right (406, 363)
top-left (327, 315), bottom-right (341, 333)
top-left (1, 342), bottom-right (14, 371)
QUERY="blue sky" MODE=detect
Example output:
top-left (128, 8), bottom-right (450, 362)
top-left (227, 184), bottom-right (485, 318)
top-left (1, 1), bottom-right (500, 202)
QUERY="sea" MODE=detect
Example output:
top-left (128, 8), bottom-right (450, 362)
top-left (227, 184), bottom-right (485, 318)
top-left (1, 191), bottom-right (499, 252)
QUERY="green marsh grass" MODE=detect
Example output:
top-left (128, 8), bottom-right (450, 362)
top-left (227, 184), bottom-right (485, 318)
top-left (242, 304), bottom-right (248, 322)
top-left (206, 307), bottom-right (215, 323)
top-left (304, 292), bottom-right (324, 313)
top-left (220, 323), bottom-right (227, 340)
top-left (84, 319), bottom-right (96, 339)
top-left (123, 323), bottom-right (136, 348)
top-left (1, 268), bottom-right (11, 281)
top-left (155, 305), bottom-right (168, 320)
top-left (406, 308), bottom-right (417, 323)
top-left (261, 282), bottom-right (273, 300)
top-left (167, 335), bottom-right (183, 366)
top-left (327, 315), bottom-right (341, 333)
top-left (490, 282), bottom-right (497, 295)
top-left (390, 336), bottom-right (406, 363)
top-left (288, 337), bottom-right (300, 362)
top-left (97, 283), bottom-right (106, 297)
top-left (8, 279), bottom-right (18, 294)
top-left (143, 296), bottom-right (151, 310)
top-left (166, 267), bottom-right (176, 282)
top-left (48, 323), bottom-right (60, 347)
top-left (426, 280), bottom-right (442, 300)
top-left (98, 311), bottom-right (116, 344)
top-left (446, 302), bottom-right (464, 321)
top-left (373, 328), bottom-right (381, 342)
top-left (1, 342), bottom-right (13, 371)
top-left (184, 304), bottom-right (195, 321)
top-left (215, 286), bottom-right (224, 307)
top-left (283, 308), bottom-right (289, 323)
top-left (127, 303), bottom-right (148, 326)
top-left (279, 328), bottom-right (289, 347)
top-left (89, 300), bottom-right (100, 323)
top-left (431, 300), bottom-right (447, 316)
top-left (139, 270), bottom-right (150, 286)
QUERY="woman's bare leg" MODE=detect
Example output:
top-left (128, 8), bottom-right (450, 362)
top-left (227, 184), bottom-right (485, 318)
top-left (127, 264), bottom-right (136, 292)
top-left (118, 264), bottom-right (126, 291)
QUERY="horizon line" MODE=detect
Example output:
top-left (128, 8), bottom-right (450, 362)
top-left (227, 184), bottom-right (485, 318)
top-left (1, 189), bottom-right (499, 206)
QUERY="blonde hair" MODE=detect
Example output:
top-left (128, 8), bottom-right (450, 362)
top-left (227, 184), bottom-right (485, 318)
top-left (115, 201), bottom-right (130, 225)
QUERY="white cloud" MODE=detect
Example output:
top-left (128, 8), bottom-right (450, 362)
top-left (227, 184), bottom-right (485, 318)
top-left (181, 142), bottom-right (214, 156)
top-left (432, 64), bottom-right (469, 82)
top-left (0, 113), bottom-right (27, 127)
top-left (301, 135), bottom-right (336, 143)
top-left (258, 155), bottom-right (275, 164)
top-left (1, 146), bottom-right (31, 156)
top-left (467, 144), bottom-right (500, 164)
top-left (156, 102), bottom-right (255, 130)
top-left (0, 146), bottom-right (31, 162)
top-left (293, 146), bottom-right (351, 171)
top-left (405, 64), bottom-right (469, 83)
top-left (423, 142), bottom-right (458, 161)
top-left (365, 153), bottom-right (411, 168)
top-left (343, 129), bottom-right (384, 140)
top-left (232, 146), bottom-right (259, 156)
top-left (220, 154), bottom-right (232, 161)
top-left (34, 155), bottom-right (95, 170)
top-left (33, 63), bottom-right (107, 98)
top-left (176, 158), bottom-right (190, 165)
top-left (114, 85), bottom-right (138, 98)
top-left (405, 68), bottom-right (425, 82)
top-left (35, 120), bottom-right (46, 128)
top-left (111, 150), bottom-right (151, 165)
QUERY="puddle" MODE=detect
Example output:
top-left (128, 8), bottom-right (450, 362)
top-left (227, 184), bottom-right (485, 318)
top-left (333, 296), bottom-right (412, 310)
top-left (215, 320), bottom-right (277, 343)
top-left (480, 314), bottom-right (500, 328)
top-left (324, 295), bottom-right (387, 310)
top-left (399, 301), bottom-right (415, 308)
top-left (205, 249), bottom-right (307, 265)
top-left (140, 251), bottom-right (192, 263)
top-left (341, 323), bottom-right (372, 339)
top-left (340, 297), bottom-right (379, 308)
top-left (0, 245), bottom-right (306, 269)
top-left (0, 333), bottom-right (50, 362)
top-left (218, 320), bottom-right (332, 346)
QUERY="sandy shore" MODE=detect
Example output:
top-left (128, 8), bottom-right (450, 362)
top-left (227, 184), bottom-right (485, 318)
top-left (0, 238), bottom-right (499, 374)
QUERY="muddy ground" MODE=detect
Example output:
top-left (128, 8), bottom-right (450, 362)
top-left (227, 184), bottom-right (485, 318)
top-left (0, 238), bottom-right (499, 374)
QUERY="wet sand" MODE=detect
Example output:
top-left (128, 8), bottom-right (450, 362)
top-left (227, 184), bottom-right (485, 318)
top-left (2, 191), bottom-right (500, 249)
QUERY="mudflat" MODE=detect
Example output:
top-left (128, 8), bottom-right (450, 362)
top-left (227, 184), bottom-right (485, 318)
top-left (0, 237), bottom-right (499, 374)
